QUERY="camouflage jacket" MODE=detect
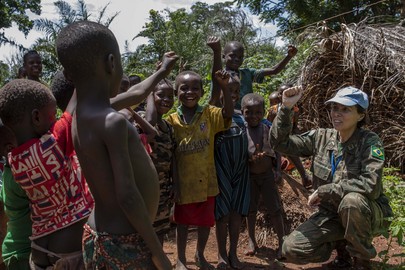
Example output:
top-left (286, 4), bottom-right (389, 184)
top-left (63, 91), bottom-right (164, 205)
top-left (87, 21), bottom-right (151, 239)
top-left (270, 106), bottom-right (392, 216)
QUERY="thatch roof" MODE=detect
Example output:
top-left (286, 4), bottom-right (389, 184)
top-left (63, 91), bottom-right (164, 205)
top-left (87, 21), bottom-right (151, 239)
top-left (297, 22), bottom-right (405, 170)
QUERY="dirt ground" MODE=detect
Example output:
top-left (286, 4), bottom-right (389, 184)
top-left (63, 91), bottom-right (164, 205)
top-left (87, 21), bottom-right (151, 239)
top-left (0, 171), bottom-right (402, 270)
top-left (162, 172), bottom-right (405, 270)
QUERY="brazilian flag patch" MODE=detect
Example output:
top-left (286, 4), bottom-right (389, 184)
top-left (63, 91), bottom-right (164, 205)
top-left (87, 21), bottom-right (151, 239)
top-left (371, 146), bottom-right (384, 160)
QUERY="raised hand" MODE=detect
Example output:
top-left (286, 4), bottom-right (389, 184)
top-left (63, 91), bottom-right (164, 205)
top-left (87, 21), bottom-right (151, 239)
top-left (287, 45), bottom-right (298, 57)
top-left (207, 36), bottom-right (221, 52)
top-left (282, 86), bottom-right (302, 109)
top-left (155, 60), bottom-right (162, 71)
top-left (214, 69), bottom-right (230, 90)
top-left (160, 51), bottom-right (179, 74)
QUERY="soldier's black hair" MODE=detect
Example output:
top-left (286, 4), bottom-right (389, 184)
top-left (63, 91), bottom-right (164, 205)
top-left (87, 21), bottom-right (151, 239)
top-left (0, 79), bottom-right (54, 126)
top-left (356, 104), bottom-right (368, 127)
top-left (56, 20), bottom-right (119, 81)
top-left (50, 71), bottom-right (75, 111)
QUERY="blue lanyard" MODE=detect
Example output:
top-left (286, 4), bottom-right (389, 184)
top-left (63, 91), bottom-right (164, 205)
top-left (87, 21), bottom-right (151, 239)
top-left (331, 151), bottom-right (343, 177)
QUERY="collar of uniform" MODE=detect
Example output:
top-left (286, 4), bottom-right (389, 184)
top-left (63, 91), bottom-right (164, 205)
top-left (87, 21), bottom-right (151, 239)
top-left (341, 128), bottom-right (362, 153)
top-left (177, 104), bottom-right (203, 118)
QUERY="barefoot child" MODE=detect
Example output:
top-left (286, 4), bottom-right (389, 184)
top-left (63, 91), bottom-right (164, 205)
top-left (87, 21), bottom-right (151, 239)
top-left (167, 70), bottom-right (233, 270)
top-left (242, 93), bottom-right (286, 259)
top-left (207, 36), bottom-right (250, 269)
top-left (56, 21), bottom-right (178, 269)
top-left (0, 79), bottom-right (94, 269)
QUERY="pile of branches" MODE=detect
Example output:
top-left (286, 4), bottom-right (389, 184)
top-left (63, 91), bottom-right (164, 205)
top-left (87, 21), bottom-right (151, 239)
top-left (297, 22), bottom-right (405, 170)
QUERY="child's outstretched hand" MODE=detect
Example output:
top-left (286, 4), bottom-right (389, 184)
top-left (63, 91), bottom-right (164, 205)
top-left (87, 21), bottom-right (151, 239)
top-left (282, 86), bottom-right (302, 109)
top-left (160, 51), bottom-right (179, 73)
top-left (207, 36), bottom-right (221, 52)
top-left (287, 45), bottom-right (298, 57)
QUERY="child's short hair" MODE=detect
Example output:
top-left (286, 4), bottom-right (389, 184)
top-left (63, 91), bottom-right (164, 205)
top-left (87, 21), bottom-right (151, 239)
top-left (269, 91), bottom-right (280, 100)
top-left (0, 79), bottom-right (54, 126)
top-left (175, 71), bottom-right (203, 91)
top-left (23, 50), bottom-right (40, 64)
top-left (155, 78), bottom-right (174, 92)
top-left (56, 20), bottom-right (118, 81)
top-left (223, 41), bottom-right (244, 54)
top-left (51, 71), bottom-right (75, 111)
top-left (129, 74), bottom-right (142, 86)
top-left (17, 67), bottom-right (26, 78)
top-left (241, 93), bottom-right (264, 109)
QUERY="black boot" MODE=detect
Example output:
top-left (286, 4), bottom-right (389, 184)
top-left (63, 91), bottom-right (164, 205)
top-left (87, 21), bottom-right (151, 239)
top-left (325, 241), bottom-right (352, 269)
top-left (352, 257), bottom-right (371, 270)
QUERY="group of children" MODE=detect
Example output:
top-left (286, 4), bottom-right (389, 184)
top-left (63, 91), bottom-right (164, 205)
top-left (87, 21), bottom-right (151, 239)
top-left (0, 20), bottom-right (301, 270)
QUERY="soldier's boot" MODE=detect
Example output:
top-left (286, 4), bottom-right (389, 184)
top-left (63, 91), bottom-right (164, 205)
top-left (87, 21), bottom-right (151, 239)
top-left (325, 241), bottom-right (352, 269)
top-left (352, 257), bottom-right (371, 270)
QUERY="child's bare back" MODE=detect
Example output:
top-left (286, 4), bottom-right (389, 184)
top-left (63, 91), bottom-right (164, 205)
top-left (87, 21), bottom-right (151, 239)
top-left (72, 106), bottom-right (159, 234)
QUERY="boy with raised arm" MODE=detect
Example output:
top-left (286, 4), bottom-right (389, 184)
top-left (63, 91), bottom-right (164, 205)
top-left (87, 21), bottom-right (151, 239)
top-left (56, 21), bottom-right (178, 269)
top-left (210, 40), bottom-right (297, 110)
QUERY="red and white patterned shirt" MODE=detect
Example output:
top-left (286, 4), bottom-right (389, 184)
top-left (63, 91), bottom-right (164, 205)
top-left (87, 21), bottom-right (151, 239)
top-left (9, 112), bottom-right (94, 239)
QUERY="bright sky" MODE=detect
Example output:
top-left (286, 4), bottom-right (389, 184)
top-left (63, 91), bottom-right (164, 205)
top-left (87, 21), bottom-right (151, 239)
top-left (0, 0), bottom-right (279, 62)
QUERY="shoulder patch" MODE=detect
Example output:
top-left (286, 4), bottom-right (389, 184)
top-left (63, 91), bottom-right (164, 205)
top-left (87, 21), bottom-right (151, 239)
top-left (371, 146), bottom-right (384, 160)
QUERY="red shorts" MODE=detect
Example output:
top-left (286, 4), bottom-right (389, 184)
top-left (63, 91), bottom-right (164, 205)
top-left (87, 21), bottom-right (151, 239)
top-left (173, 197), bottom-right (215, 227)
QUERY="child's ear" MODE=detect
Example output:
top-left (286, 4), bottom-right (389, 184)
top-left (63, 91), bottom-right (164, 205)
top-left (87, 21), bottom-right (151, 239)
top-left (106, 53), bottom-right (115, 74)
top-left (31, 109), bottom-right (41, 128)
top-left (4, 142), bottom-right (15, 153)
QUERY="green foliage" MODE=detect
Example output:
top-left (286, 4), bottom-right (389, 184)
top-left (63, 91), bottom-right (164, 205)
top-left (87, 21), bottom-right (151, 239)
top-left (235, 0), bottom-right (403, 37)
top-left (243, 37), bottom-right (313, 109)
top-left (378, 167), bottom-right (405, 267)
top-left (0, 61), bottom-right (10, 86)
top-left (123, 1), bottom-right (258, 85)
top-left (0, 0), bottom-right (42, 48)
top-left (383, 167), bottom-right (405, 245)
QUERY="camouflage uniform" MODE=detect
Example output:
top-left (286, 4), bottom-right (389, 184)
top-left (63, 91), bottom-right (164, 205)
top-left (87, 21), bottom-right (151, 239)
top-left (269, 106), bottom-right (392, 264)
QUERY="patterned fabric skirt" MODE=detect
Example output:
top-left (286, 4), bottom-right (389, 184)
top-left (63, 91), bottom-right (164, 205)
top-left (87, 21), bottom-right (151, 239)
top-left (82, 224), bottom-right (156, 270)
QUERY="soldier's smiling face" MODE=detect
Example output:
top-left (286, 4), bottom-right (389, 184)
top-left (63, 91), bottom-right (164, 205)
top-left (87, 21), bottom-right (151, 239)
top-left (330, 103), bottom-right (364, 134)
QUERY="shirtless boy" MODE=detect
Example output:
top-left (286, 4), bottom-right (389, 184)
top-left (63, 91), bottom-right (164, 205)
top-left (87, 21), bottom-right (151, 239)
top-left (56, 21), bottom-right (178, 269)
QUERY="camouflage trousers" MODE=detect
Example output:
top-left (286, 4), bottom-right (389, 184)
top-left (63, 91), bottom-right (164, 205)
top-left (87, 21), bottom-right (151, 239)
top-left (282, 192), bottom-right (386, 264)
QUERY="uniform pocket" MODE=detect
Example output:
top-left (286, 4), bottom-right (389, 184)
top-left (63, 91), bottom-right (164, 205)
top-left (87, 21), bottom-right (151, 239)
top-left (313, 156), bottom-right (331, 182)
